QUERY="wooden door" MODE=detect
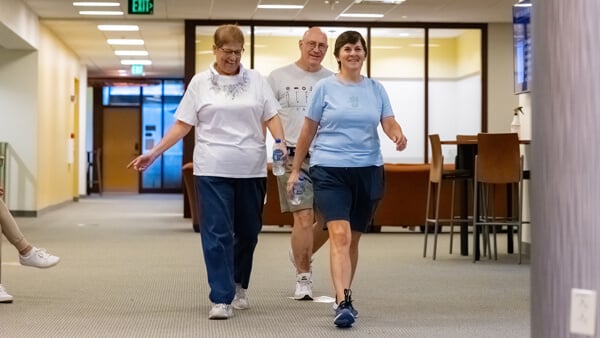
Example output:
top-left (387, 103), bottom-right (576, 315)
top-left (102, 107), bottom-right (140, 192)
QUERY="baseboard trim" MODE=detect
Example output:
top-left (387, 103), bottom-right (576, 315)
top-left (10, 210), bottom-right (37, 217)
top-left (11, 199), bottom-right (75, 218)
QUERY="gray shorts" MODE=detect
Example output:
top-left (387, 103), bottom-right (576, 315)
top-left (276, 156), bottom-right (314, 213)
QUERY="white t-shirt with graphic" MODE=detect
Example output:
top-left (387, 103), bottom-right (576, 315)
top-left (175, 64), bottom-right (280, 178)
top-left (267, 63), bottom-right (332, 147)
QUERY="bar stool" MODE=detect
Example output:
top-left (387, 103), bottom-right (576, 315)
top-left (423, 134), bottom-right (472, 260)
top-left (473, 133), bottom-right (524, 264)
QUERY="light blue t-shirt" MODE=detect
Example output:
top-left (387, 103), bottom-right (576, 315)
top-left (306, 75), bottom-right (394, 167)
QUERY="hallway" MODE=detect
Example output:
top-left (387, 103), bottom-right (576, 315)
top-left (0, 194), bottom-right (529, 337)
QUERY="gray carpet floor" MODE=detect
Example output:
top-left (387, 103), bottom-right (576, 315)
top-left (0, 194), bottom-right (530, 337)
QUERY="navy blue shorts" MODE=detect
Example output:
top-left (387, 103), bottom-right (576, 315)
top-left (309, 166), bottom-right (384, 233)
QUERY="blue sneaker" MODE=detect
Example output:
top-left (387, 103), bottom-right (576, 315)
top-left (333, 300), bottom-right (359, 318)
top-left (333, 289), bottom-right (356, 328)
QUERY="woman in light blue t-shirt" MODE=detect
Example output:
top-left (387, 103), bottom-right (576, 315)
top-left (288, 30), bottom-right (408, 328)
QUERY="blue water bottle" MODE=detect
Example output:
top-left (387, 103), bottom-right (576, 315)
top-left (272, 139), bottom-right (285, 176)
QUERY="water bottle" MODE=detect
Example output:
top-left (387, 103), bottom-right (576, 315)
top-left (289, 171), bottom-right (306, 206)
top-left (272, 138), bottom-right (285, 176)
top-left (510, 112), bottom-right (521, 136)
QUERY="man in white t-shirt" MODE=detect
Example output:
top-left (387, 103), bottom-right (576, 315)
top-left (267, 27), bottom-right (333, 300)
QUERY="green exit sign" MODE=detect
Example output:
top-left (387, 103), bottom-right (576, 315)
top-left (128, 0), bottom-right (154, 15)
top-left (131, 64), bottom-right (144, 75)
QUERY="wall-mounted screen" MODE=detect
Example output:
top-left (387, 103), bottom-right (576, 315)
top-left (513, 3), bottom-right (532, 94)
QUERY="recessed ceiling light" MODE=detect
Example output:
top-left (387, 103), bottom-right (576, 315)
top-left (107, 39), bottom-right (144, 45)
top-left (79, 11), bottom-right (123, 15)
top-left (257, 5), bottom-right (304, 9)
top-left (115, 50), bottom-right (149, 56)
top-left (73, 2), bottom-right (119, 6)
top-left (98, 25), bottom-right (139, 31)
top-left (340, 13), bottom-right (384, 18)
top-left (121, 60), bottom-right (152, 65)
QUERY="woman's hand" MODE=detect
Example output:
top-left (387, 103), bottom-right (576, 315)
top-left (394, 134), bottom-right (408, 151)
top-left (273, 138), bottom-right (288, 162)
top-left (127, 153), bottom-right (156, 172)
top-left (0, 187), bottom-right (4, 198)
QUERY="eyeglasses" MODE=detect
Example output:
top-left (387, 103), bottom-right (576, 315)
top-left (303, 40), bottom-right (328, 52)
top-left (218, 47), bottom-right (244, 57)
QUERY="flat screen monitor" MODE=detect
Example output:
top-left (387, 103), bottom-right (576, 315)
top-left (513, 3), bottom-right (532, 94)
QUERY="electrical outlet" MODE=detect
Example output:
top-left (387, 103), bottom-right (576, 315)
top-left (570, 288), bottom-right (597, 336)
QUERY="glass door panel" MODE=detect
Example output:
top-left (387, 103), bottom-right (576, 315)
top-left (141, 81), bottom-right (184, 191)
top-left (371, 28), bottom-right (425, 163)
top-left (428, 29), bottom-right (482, 163)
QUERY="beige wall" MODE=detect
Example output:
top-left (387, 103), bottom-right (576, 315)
top-left (487, 23), bottom-right (519, 132)
top-left (0, 49), bottom-right (38, 210)
top-left (36, 25), bottom-right (82, 209)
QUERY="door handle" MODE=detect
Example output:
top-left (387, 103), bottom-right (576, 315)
top-left (133, 143), bottom-right (141, 156)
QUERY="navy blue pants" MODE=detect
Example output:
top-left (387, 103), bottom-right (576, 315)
top-left (194, 176), bottom-right (266, 304)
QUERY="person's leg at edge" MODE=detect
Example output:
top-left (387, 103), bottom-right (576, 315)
top-left (0, 199), bottom-right (59, 268)
top-left (0, 199), bottom-right (32, 254)
top-left (197, 176), bottom-right (235, 318)
top-left (232, 177), bottom-right (266, 309)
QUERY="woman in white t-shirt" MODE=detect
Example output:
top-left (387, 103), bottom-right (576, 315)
top-left (128, 24), bottom-right (286, 320)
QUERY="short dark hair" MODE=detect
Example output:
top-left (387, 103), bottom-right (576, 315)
top-left (214, 24), bottom-right (244, 48)
top-left (333, 31), bottom-right (368, 69)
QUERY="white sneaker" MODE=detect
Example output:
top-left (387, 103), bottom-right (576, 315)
top-left (232, 284), bottom-right (249, 310)
top-left (208, 303), bottom-right (233, 319)
top-left (0, 284), bottom-right (14, 303)
top-left (294, 273), bottom-right (313, 300)
top-left (20, 247), bottom-right (60, 268)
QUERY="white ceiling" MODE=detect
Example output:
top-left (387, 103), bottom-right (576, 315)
top-left (20, 0), bottom-right (517, 78)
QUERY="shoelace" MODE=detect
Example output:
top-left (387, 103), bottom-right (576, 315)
top-left (344, 288), bottom-right (352, 304)
top-left (33, 248), bottom-right (51, 258)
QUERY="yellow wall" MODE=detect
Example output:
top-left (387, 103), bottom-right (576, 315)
top-left (371, 37), bottom-right (425, 78)
top-left (37, 25), bottom-right (81, 209)
top-left (457, 30), bottom-right (481, 77)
